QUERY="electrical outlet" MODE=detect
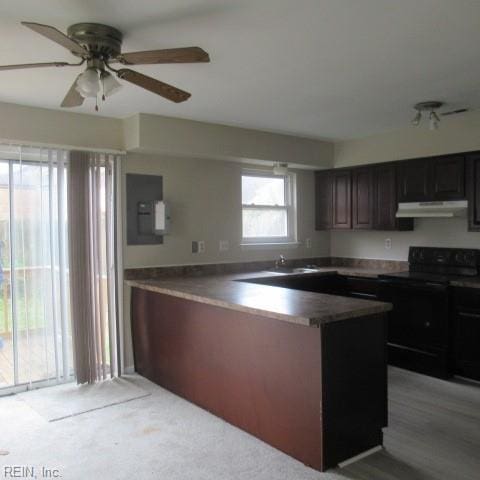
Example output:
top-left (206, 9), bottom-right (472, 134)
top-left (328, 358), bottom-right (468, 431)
top-left (385, 238), bottom-right (392, 250)
top-left (219, 240), bottom-right (229, 252)
top-left (198, 240), bottom-right (205, 253)
top-left (305, 238), bottom-right (312, 249)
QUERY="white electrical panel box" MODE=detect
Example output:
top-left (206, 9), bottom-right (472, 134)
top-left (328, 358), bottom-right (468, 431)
top-left (154, 201), bottom-right (170, 235)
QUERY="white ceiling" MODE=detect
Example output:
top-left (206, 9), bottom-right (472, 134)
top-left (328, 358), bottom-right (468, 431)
top-left (0, 0), bottom-right (479, 140)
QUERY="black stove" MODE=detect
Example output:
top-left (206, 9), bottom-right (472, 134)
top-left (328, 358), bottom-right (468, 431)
top-left (380, 246), bottom-right (480, 286)
top-left (378, 246), bottom-right (480, 379)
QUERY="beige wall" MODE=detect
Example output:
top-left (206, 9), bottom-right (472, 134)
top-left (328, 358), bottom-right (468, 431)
top-left (334, 110), bottom-right (480, 168)
top-left (331, 218), bottom-right (480, 261)
top-left (127, 113), bottom-right (334, 169)
top-left (0, 101), bottom-right (123, 152)
top-left (124, 152), bottom-right (330, 268)
top-left (332, 110), bottom-right (480, 261)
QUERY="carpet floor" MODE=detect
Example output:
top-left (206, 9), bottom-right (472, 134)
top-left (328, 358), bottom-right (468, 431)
top-left (0, 368), bottom-right (479, 480)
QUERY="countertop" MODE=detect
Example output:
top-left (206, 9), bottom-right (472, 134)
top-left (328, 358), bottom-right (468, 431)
top-left (127, 267), bottom-right (394, 328)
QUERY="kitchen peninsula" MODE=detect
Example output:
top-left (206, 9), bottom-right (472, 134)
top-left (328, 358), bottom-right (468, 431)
top-left (129, 268), bottom-right (391, 472)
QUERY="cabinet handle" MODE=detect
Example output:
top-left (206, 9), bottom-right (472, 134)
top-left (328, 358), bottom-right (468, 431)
top-left (459, 311), bottom-right (480, 320)
top-left (350, 292), bottom-right (377, 299)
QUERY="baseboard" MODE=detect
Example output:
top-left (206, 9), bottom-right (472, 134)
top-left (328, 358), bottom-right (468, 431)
top-left (338, 445), bottom-right (383, 468)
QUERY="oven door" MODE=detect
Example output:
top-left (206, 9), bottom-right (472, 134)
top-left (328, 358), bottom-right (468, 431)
top-left (378, 280), bottom-right (452, 377)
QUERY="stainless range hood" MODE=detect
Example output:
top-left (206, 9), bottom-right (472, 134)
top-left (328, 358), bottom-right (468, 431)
top-left (396, 200), bottom-right (468, 218)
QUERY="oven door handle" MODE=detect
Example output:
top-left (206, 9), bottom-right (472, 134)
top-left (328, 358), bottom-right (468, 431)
top-left (378, 279), bottom-right (447, 291)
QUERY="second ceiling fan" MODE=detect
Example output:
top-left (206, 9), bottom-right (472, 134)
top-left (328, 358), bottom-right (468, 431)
top-left (0, 22), bottom-right (210, 110)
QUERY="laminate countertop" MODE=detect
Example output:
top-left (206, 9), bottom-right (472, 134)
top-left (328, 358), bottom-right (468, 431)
top-left (127, 267), bottom-right (394, 328)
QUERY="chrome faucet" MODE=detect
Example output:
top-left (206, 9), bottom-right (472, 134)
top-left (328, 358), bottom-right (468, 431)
top-left (275, 255), bottom-right (287, 269)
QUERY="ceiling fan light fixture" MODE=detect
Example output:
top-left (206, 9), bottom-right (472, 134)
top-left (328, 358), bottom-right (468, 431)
top-left (101, 72), bottom-right (122, 97)
top-left (75, 68), bottom-right (101, 98)
top-left (412, 101), bottom-right (443, 130)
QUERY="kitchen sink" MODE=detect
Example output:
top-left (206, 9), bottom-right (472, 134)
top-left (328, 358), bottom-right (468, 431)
top-left (265, 267), bottom-right (319, 274)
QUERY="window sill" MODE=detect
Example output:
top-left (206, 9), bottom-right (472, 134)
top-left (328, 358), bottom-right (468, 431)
top-left (240, 242), bottom-right (301, 250)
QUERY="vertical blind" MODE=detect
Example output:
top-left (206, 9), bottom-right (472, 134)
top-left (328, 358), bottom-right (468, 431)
top-left (68, 151), bottom-right (119, 384)
top-left (0, 145), bottom-right (71, 390)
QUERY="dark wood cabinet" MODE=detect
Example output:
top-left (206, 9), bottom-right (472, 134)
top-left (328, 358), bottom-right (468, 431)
top-left (397, 158), bottom-right (431, 202)
top-left (432, 155), bottom-right (465, 200)
top-left (352, 167), bottom-right (373, 229)
top-left (332, 170), bottom-right (352, 229)
top-left (314, 170), bottom-right (332, 230)
top-left (314, 152), bottom-right (473, 232)
top-left (373, 163), bottom-right (413, 231)
top-left (467, 153), bottom-right (480, 231)
top-left (315, 163), bottom-right (412, 232)
top-left (453, 288), bottom-right (480, 381)
top-left (397, 154), bottom-right (466, 203)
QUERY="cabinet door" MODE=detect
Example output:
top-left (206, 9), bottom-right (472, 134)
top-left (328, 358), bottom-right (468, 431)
top-left (467, 153), bottom-right (480, 231)
top-left (432, 155), bottom-right (465, 200)
top-left (315, 170), bottom-right (332, 230)
top-left (374, 164), bottom-right (397, 230)
top-left (373, 164), bottom-right (413, 231)
top-left (352, 167), bottom-right (373, 229)
top-left (332, 170), bottom-right (352, 229)
top-left (454, 308), bottom-right (480, 381)
top-left (397, 158), bottom-right (431, 202)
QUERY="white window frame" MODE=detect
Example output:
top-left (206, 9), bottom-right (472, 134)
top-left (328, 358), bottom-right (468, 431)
top-left (241, 169), bottom-right (297, 245)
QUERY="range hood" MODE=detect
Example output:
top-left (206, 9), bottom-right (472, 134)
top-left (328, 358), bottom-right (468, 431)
top-left (396, 200), bottom-right (468, 218)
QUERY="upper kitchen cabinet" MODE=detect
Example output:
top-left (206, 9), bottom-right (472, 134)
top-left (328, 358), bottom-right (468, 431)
top-left (352, 167), bottom-right (374, 229)
top-left (315, 163), bottom-right (411, 232)
top-left (373, 163), bottom-right (413, 231)
top-left (397, 157), bottom-right (431, 202)
top-left (467, 153), bottom-right (480, 231)
top-left (432, 155), bottom-right (465, 200)
top-left (397, 154), bottom-right (466, 203)
top-left (315, 170), bottom-right (332, 230)
top-left (332, 169), bottom-right (352, 229)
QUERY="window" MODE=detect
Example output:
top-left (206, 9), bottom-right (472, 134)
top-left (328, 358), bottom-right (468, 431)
top-left (241, 170), bottom-right (296, 244)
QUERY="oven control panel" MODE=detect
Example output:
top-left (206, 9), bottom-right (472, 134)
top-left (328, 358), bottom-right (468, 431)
top-left (409, 247), bottom-right (478, 268)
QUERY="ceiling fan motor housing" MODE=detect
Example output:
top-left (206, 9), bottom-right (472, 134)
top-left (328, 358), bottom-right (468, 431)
top-left (67, 23), bottom-right (123, 59)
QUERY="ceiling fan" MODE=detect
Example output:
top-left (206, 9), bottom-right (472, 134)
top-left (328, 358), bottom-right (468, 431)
top-left (0, 22), bottom-right (210, 110)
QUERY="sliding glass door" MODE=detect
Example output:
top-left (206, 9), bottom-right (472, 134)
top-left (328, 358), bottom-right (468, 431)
top-left (0, 147), bottom-right (72, 391)
top-left (0, 160), bottom-right (12, 388)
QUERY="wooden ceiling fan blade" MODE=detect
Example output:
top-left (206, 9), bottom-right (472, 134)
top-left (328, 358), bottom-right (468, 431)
top-left (61, 75), bottom-right (84, 108)
top-left (0, 61), bottom-right (70, 71)
top-left (22, 22), bottom-right (88, 56)
top-left (117, 69), bottom-right (191, 103)
top-left (117, 47), bottom-right (210, 65)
